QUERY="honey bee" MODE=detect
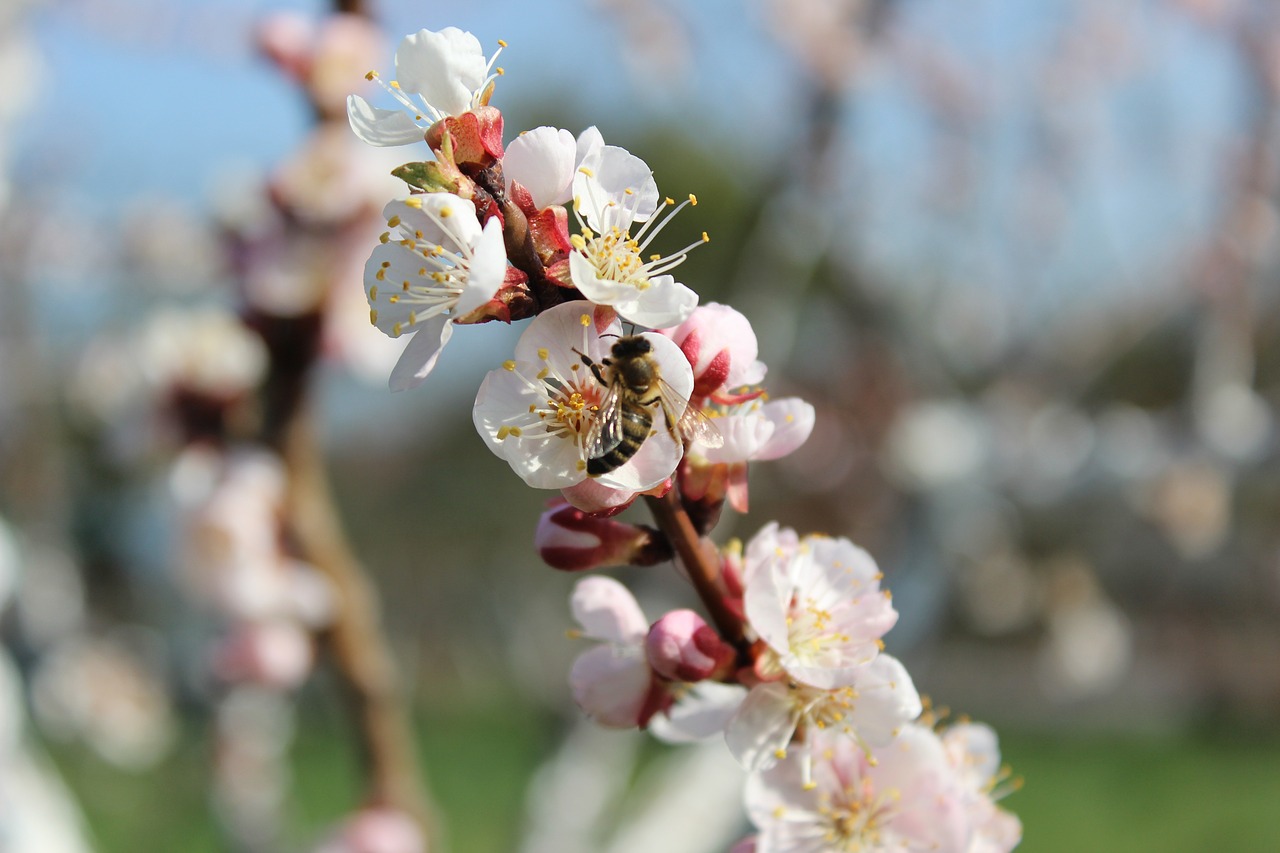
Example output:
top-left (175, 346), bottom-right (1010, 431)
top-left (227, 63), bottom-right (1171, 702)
top-left (580, 335), bottom-right (723, 477)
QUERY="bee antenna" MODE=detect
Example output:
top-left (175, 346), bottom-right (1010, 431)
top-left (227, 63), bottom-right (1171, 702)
top-left (600, 333), bottom-right (621, 341)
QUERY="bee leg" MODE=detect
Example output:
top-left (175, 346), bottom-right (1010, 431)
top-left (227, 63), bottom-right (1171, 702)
top-left (573, 348), bottom-right (609, 387)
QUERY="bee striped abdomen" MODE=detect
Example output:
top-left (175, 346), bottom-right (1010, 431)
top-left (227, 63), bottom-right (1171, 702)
top-left (587, 406), bottom-right (652, 476)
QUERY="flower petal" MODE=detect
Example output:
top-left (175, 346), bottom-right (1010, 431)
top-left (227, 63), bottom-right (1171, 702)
top-left (395, 27), bottom-right (487, 117)
top-left (387, 316), bottom-right (452, 392)
top-left (570, 575), bottom-right (647, 644)
top-left (503, 126), bottom-right (577, 209)
top-left (346, 95), bottom-right (426, 147)
top-left (725, 682), bottom-right (801, 772)
top-left (569, 644), bottom-right (651, 728)
top-left (455, 216), bottom-right (506, 315)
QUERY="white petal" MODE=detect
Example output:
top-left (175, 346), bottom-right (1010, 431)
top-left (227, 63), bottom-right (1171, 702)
top-left (725, 683), bottom-right (800, 772)
top-left (390, 194), bottom-right (481, 248)
top-left (755, 399), bottom-right (815, 461)
top-left (592, 426), bottom-right (682, 492)
top-left (569, 645), bottom-right (652, 728)
top-left (455, 216), bottom-right (506, 315)
top-left (847, 654), bottom-right (922, 746)
top-left (742, 550), bottom-right (791, 657)
top-left (347, 95), bottom-right (426, 147)
top-left (570, 576), bottom-right (648, 643)
top-left (387, 316), bottom-right (452, 391)
top-left (574, 145), bottom-right (659, 232)
top-left (395, 27), bottom-right (487, 117)
top-left (650, 682), bottom-right (747, 744)
top-left (700, 408), bottom-right (775, 463)
top-left (613, 275), bottom-right (700, 329)
top-left (575, 125), bottom-right (605, 167)
top-left (515, 299), bottom-right (618, 365)
top-left (504, 126), bottom-right (577, 209)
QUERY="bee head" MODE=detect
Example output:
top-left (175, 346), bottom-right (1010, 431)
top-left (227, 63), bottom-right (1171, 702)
top-left (611, 335), bottom-right (652, 359)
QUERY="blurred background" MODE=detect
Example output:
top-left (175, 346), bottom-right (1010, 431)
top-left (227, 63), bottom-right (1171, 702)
top-left (1, 0), bottom-right (1279, 850)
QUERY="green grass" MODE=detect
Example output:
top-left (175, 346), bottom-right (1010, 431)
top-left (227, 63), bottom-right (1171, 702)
top-left (46, 704), bottom-right (1280, 853)
top-left (1000, 728), bottom-right (1280, 853)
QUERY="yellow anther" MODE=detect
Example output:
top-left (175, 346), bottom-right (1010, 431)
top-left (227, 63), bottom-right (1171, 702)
top-left (537, 347), bottom-right (550, 360)
top-left (364, 70), bottom-right (378, 81)
top-left (375, 268), bottom-right (386, 281)
top-left (576, 459), bottom-right (587, 472)
top-left (440, 206), bottom-right (452, 218)
top-left (388, 294), bottom-right (399, 304)
top-left (578, 166), bottom-right (595, 178)
top-left (496, 67), bottom-right (505, 76)
top-left (503, 360), bottom-right (517, 371)
top-left (624, 187), bottom-right (634, 195)
top-left (509, 427), bottom-right (523, 437)
top-left (664, 196), bottom-right (675, 205)
top-left (701, 231), bottom-right (710, 243)
top-left (369, 285), bottom-right (379, 299)
top-left (404, 196), bottom-right (423, 208)
top-left (496, 426), bottom-right (511, 439)
top-left (379, 232), bottom-right (391, 244)
top-left (392, 322), bottom-right (402, 336)
top-left (408, 310), bottom-right (417, 325)
top-left (497, 38), bottom-right (508, 47)
top-left (369, 309), bottom-right (378, 324)
top-left (387, 215), bottom-right (401, 227)
top-left (580, 314), bottom-right (591, 327)
top-left (390, 80), bottom-right (401, 89)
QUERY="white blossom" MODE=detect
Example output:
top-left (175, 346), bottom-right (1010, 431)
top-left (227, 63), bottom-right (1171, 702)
top-left (347, 27), bottom-right (504, 147)
top-left (569, 146), bottom-right (702, 328)
top-left (365, 194), bottom-right (506, 390)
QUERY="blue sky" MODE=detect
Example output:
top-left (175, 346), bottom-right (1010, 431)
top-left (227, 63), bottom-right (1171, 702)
top-left (15, 0), bottom-right (1249, 357)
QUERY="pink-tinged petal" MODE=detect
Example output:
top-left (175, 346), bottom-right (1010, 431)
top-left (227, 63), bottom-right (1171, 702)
top-left (728, 837), bottom-right (757, 853)
top-left (869, 725), bottom-right (971, 853)
top-left (560, 479), bottom-right (637, 514)
top-left (346, 95), bottom-right (425, 147)
top-left (701, 409), bottom-right (776, 464)
top-left (387, 315), bottom-right (452, 392)
top-left (395, 27), bottom-right (486, 116)
top-left (661, 303), bottom-right (762, 393)
top-left (569, 645), bottom-right (651, 728)
top-left (755, 399), bottom-right (815, 461)
top-left (513, 299), bottom-right (618, 364)
top-left (570, 576), bottom-right (647, 643)
top-left (503, 126), bottom-right (577, 209)
top-left (649, 682), bottom-right (746, 744)
top-left (943, 722), bottom-right (1002, 787)
top-left (742, 550), bottom-right (791, 656)
top-left (725, 682), bottom-right (802, 772)
top-left (845, 654), bottom-right (922, 746)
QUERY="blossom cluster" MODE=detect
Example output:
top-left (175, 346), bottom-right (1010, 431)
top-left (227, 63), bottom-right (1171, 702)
top-left (349, 25), bottom-right (1020, 852)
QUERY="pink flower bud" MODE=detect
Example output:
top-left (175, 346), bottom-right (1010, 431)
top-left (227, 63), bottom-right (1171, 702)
top-left (536, 502), bottom-right (659, 571)
top-left (645, 609), bottom-right (736, 682)
top-left (660, 303), bottom-right (766, 401)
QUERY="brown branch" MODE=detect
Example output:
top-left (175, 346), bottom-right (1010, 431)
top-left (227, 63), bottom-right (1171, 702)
top-left (281, 413), bottom-right (431, 825)
top-left (644, 489), bottom-right (745, 648)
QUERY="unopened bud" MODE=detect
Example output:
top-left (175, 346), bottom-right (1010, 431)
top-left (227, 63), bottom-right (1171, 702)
top-left (536, 502), bottom-right (671, 571)
top-left (660, 303), bottom-right (766, 401)
top-left (646, 609), bottom-right (736, 682)
top-left (425, 106), bottom-right (505, 167)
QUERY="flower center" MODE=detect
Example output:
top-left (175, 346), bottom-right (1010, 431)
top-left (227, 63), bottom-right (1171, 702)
top-left (574, 227), bottom-right (651, 290)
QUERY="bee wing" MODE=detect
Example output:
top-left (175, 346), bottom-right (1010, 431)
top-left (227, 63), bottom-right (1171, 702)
top-left (657, 378), bottom-right (724, 449)
top-left (583, 381), bottom-right (625, 459)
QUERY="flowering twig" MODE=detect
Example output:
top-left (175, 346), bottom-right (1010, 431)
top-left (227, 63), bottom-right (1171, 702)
top-left (644, 489), bottom-right (745, 649)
